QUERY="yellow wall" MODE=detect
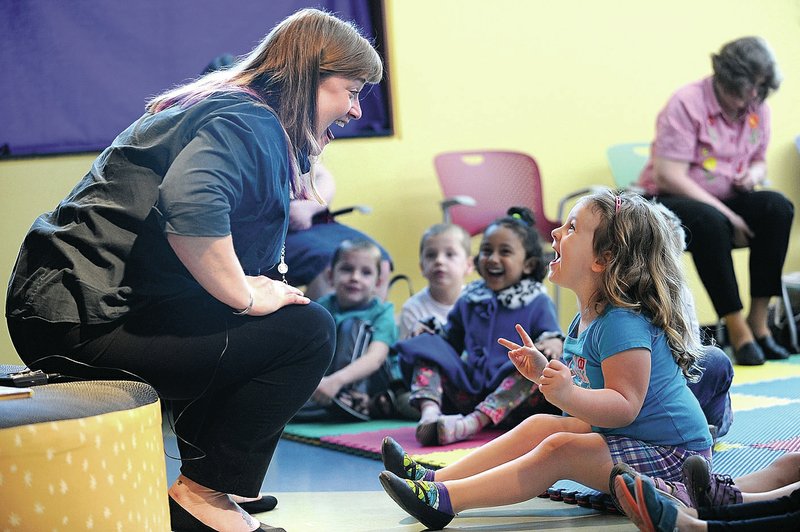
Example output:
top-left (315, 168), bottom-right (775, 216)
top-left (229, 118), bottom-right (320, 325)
top-left (2, 0), bottom-right (799, 364)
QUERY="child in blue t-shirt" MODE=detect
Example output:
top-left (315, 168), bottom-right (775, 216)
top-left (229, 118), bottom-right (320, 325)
top-left (311, 239), bottom-right (397, 419)
top-left (378, 190), bottom-right (713, 531)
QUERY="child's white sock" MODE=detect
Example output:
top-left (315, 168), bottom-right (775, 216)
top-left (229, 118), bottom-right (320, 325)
top-left (437, 411), bottom-right (490, 445)
top-left (418, 400), bottom-right (441, 425)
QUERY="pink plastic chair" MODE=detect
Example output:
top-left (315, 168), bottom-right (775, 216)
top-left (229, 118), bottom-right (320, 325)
top-left (434, 150), bottom-right (596, 242)
top-left (434, 150), bottom-right (561, 243)
top-left (434, 150), bottom-right (597, 313)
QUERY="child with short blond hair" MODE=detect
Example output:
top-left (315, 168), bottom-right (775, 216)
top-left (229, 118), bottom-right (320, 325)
top-left (398, 223), bottom-right (473, 340)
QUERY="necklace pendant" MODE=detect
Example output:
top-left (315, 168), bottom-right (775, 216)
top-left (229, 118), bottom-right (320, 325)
top-left (278, 243), bottom-right (288, 282)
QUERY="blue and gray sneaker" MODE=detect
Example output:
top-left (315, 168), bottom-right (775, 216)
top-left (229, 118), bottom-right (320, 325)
top-left (379, 471), bottom-right (454, 530)
top-left (382, 436), bottom-right (432, 481)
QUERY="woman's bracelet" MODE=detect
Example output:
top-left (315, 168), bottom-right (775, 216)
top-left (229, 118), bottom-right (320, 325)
top-left (232, 293), bottom-right (254, 316)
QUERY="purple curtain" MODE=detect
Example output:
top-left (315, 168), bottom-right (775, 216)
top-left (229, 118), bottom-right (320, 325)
top-left (0, 0), bottom-right (391, 157)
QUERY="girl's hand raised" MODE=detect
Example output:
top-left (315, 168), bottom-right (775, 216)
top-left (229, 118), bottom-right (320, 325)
top-left (498, 324), bottom-right (549, 384)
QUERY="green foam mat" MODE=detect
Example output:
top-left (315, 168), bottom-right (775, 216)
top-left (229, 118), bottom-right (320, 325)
top-left (283, 419), bottom-right (415, 440)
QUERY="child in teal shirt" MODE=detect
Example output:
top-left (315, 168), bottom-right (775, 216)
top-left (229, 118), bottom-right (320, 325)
top-left (311, 239), bottom-right (398, 419)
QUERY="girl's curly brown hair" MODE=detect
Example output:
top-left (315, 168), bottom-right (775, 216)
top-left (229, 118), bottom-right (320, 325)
top-left (585, 189), bottom-right (702, 379)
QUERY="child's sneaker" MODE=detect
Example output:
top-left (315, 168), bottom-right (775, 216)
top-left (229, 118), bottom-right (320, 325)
top-left (704, 474), bottom-right (743, 506)
top-left (381, 436), bottom-right (432, 481)
top-left (649, 477), bottom-right (692, 508)
top-left (609, 461), bottom-right (690, 511)
top-left (415, 419), bottom-right (440, 446)
top-left (378, 471), bottom-right (454, 530)
top-left (682, 454), bottom-right (742, 508)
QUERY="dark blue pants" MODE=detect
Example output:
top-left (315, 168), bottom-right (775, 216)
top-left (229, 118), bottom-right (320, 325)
top-left (688, 345), bottom-right (734, 438)
top-left (7, 294), bottom-right (335, 497)
top-left (701, 487), bottom-right (800, 531)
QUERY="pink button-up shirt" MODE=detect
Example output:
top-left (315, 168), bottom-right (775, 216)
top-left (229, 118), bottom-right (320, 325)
top-left (638, 76), bottom-right (770, 200)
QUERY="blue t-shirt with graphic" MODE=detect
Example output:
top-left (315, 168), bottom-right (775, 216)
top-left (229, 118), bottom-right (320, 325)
top-left (563, 307), bottom-right (711, 450)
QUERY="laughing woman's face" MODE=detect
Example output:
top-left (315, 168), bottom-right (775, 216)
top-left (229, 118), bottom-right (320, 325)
top-left (315, 76), bottom-right (365, 151)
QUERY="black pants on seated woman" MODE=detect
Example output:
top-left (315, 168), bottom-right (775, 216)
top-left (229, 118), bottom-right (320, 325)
top-left (655, 190), bottom-right (794, 364)
top-left (8, 296), bottom-right (333, 499)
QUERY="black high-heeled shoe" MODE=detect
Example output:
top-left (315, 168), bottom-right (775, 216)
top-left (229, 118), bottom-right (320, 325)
top-left (169, 495), bottom-right (286, 532)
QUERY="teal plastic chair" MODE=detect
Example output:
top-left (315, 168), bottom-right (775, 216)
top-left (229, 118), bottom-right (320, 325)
top-left (606, 142), bottom-right (650, 190)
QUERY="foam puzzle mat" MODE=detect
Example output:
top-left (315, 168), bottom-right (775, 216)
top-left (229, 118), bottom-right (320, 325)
top-left (282, 356), bottom-right (800, 512)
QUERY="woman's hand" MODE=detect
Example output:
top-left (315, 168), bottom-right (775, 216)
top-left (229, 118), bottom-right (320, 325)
top-left (733, 162), bottom-right (766, 192)
top-left (245, 275), bottom-right (310, 316)
top-left (288, 199), bottom-right (322, 231)
top-left (167, 234), bottom-right (309, 315)
top-left (726, 211), bottom-right (754, 248)
top-left (498, 324), bottom-right (549, 384)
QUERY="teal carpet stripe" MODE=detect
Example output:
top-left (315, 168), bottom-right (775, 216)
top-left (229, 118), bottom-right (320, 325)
top-left (719, 402), bottom-right (800, 446)
top-left (712, 446), bottom-right (786, 479)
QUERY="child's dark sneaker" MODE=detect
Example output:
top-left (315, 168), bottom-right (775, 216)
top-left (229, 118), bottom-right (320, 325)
top-left (608, 462), bottom-right (638, 513)
top-left (681, 454), bottom-right (742, 508)
top-left (649, 477), bottom-right (691, 508)
top-left (378, 471), bottom-right (454, 530)
top-left (611, 471), bottom-right (639, 519)
top-left (634, 475), bottom-right (680, 532)
top-left (704, 474), bottom-right (742, 506)
top-left (681, 454), bottom-right (712, 508)
top-left (609, 461), bottom-right (689, 511)
top-left (381, 436), bottom-right (433, 481)
top-left (416, 419), bottom-right (440, 445)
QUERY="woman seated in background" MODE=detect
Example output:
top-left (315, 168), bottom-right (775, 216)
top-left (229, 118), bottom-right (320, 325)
top-left (636, 36), bottom-right (794, 366)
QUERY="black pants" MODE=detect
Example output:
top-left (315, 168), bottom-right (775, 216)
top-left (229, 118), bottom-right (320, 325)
top-left (655, 190), bottom-right (793, 318)
top-left (700, 487), bottom-right (800, 531)
top-left (7, 294), bottom-right (335, 497)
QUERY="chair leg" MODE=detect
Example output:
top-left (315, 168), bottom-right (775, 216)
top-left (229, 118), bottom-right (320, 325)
top-left (780, 281), bottom-right (799, 353)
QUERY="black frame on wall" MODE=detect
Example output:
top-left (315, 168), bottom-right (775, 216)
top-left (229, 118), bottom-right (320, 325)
top-left (0, 0), bottom-right (393, 158)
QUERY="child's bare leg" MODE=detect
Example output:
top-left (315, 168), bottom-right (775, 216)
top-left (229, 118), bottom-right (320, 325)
top-left (674, 512), bottom-right (708, 532)
top-left (445, 431), bottom-right (613, 511)
top-left (435, 414), bottom-right (590, 482)
top-left (735, 452), bottom-right (800, 493)
top-left (741, 479), bottom-right (800, 504)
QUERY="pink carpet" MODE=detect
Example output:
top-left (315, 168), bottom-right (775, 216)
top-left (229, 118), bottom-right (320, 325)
top-left (321, 425), bottom-right (505, 463)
